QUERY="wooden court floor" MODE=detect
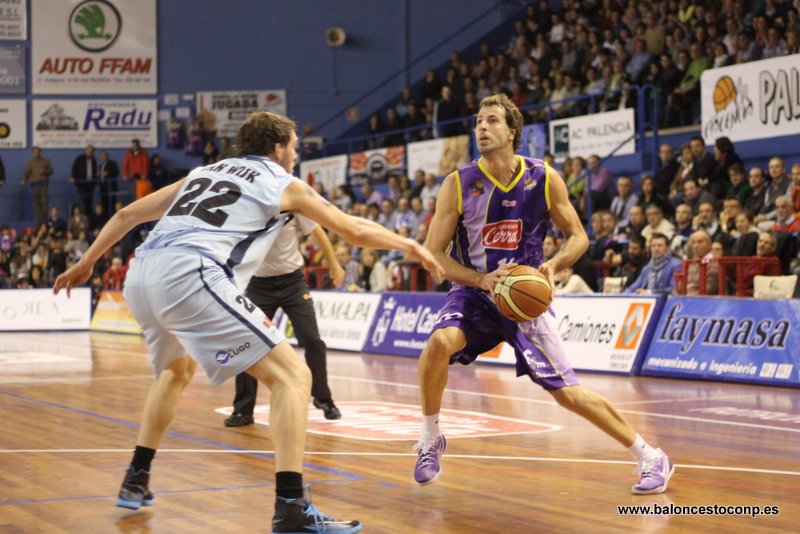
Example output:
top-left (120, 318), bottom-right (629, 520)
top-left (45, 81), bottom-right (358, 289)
top-left (0, 331), bottom-right (798, 533)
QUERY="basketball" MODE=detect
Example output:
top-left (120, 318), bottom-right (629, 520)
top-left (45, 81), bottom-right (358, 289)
top-left (713, 76), bottom-right (737, 112)
top-left (493, 265), bottom-right (552, 322)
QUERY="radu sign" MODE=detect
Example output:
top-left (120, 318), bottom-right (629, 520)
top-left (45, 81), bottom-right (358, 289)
top-left (701, 55), bottom-right (800, 143)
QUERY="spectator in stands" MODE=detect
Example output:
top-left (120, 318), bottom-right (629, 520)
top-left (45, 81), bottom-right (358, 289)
top-left (763, 156), bottom-right (791, 215)
top-left (218, 137), bottom-right (235, 160)
top-left (610, 175), bottom-right (639, 228)
top-left (68, 205), bottom-right (89, 237)
top-left (102, 256), bottom-right (127, 290)
top-left (655, 144), bottom-right (679, 197)
top-left (710, 136), bottom-right (742, 198)
top-left (377, 199), bottom-right (395, 230)
top-left (771, 196), bottom-right (800, 233)
top-left (32, 242), bottom-right (49, 269)
top-left (689, 137), bottom-right (719, 195)
top-left (762, 27), bottom-right (788, 58)
top-left (383, 107), bottom-right (405, 147)
top-left (365, 113), bottom-right (383, 150)
top-left (149, 154), bottom-right (169, 190)
top-left (554, 265), bottom-right (594, 295)
top-left (97, 151), bottom-right (119, 214)
top-left (712, 43), bottom-right (734, 68)
top-left (358, 248), bottom-right (388, 293)
top-left (46, 206), bottom-right (67, 238)
top-left (641, 204), bottom-right (676, 245)
top-left (725, 163), bottom-right (752, 205)
top-left (360, 183), bottom-right (383, 206)
top-left (686, 230), bottom-right (719, 295)
top-left (735, 30), bottom-right (762, 63)
top-left (334, 244), bottom-right (361, 291)
top-left (419, 173), bottom-right (441, 207)
top-left (404, 103), bottom-right (430, 141)
top-left (756, 231), bottom-right (779, 260)
top-left (638, 175), bottom-right (672, 218)
top-left (69, 145), bottom-right (98, 214)
top-left (625, 38), bottom-right (652, 83)
top-left (21, 146), bottom-right (54, 226)
top-left (122, 139), bottom-right (149, 184)
top-left (625, 233), bottom-right (682, 295)
top-left (396, 87), bottom-right (417, 119)
top-left (584, 155), bottom-right (615, 211)
top-left (720, 197), bottom-right (743, 234)
top-left (420, 69), bottom-right (442, 102)
top-left (606, 234), bottom-right (648, 289)
top-left (392, 197), bottom-right (416, 233)
top-left (744, 166), bottom-right (769, 219)
top-left (787, 29), bottom-right (799, 54)
top-left (331, 185), bottom-right (353, 213)
top-left (732, 212), bottom-right (760, 255)
top-left (433, 86), bottom-right (463, 137)
top-left (682, 178), bottom-right (715, 216)
top-left (693, 201), bottom-right (721, 239)
top-left (621, 205), bottom-right (647, 239)
top-left (790, 162), bottom-right (800, 213)
top-left (542, 233), bottom-right (558, 262)
top-left (667, 42), bottom-right (711, 126)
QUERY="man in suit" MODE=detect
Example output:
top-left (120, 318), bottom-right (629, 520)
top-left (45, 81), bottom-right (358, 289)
top-left (70, 145), bottom-right (98, 214)
top-left (98, 151), bottom-right (120, 214)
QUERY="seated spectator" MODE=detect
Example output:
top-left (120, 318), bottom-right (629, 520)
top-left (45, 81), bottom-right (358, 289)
top-left (692, 200), bottom-right (721, 239)
top-left (758, 157), bottom-right (792, 226)
top-left (609, 176), bottom-right (639, 228)
top-left (377, 199), bottom-right (395, 230)
top-left (732, 211), bottom-right (759, 255)
top-left (605, 234), bottom-right (648, 288)
top-left (655, 144), bottom-right (679, 197)
top-left (670, 203), bottom-right (694, 257)
top-left (685, 230), bottom-right (719, 295)
top-left (690, 136), bottom-right (720, 195)
top-left (719, 197), bottom-right (743, 234)
top-left (68, 204), bottom-right (89, 237)
top-left (391, 197), bottom-right (416, 233)
top-left (735, 30), bottom-right (762, 63)
top-left (641, 203), bottom-right (676, 245)
top-left (584, 154), bottom-right (615, 211)
top-left (725, 163), bottom-right (752, 205)
top-left (46, 207), bottom-right (67, 238)
top-left (332, 185), bottom-right (354, 213)
top-left (670, 143), bottom-right (695, 206)
top-left (334, 244), bottom-right (361, 291)
top-left (638, 175), bottom-right (673, 218)
top-left (359, 248), bottom-right (388, 293)
top-left (620, 205), bottom-right (646, 239)
top-left (682, 178), bottom-right (716, 215)
top-left (744, 166), bottom-right (769, 219)
top-left (667, 43), bottom-right (711, 125)
top-left (419, 173), bottom-right (441, 207)
top-left (790, 162), bottom-right (800, 213)
top-left (29, 264), bottom-right (48, 288)
top-left (771, 196), bottom-right (800, 233)
top-left (543, 233), bottom-right (559, 262)
top-left (625, 234), bottom-right (682, 294)
top-left (102, 257), bottom-right (127, 290)
top-left (360, 183), bottom-right (383, 206)
top-left (554, 265), bottom-right (594, 295)
top-left (149, 154), bottom-right (169, 190)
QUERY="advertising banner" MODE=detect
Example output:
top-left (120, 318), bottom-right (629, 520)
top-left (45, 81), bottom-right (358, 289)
top-left (90, 291), bottom-right (141, 334)
top-left (32, 99), bottom-right (157, 148)
top-left (299, 154), bottom-right (348, 193)
top-left (549, 108), bottom-right (635, 160)
top-left (196, 90), bottom-right (287, 139)
top-left (701, 55), bottom-right (800, 143)
top-left (348, 146), bottom-right (405, 186)
top-left (364, 292), bottom-right (445, 356)
top-left (0, 45), bottom-right (24, 93)
top-left (0, 98), bottom-right (26, 148)
top-left (0, 288), bottom-right (91, 331)
top-left (642, 297), bottom-right (800, 387)
top-left (275, 291), bottom-right (381, 351)
top-left (0, 0), bottom-right (27, 40)
top-left (406, 135), bottom-right (470, 177)
top-left (31, 0), bottom-right (157, 94)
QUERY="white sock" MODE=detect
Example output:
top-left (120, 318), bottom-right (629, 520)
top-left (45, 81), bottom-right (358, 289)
top-left (421, 413), bottom-right (440, 441)
top-left (628, 434), bottom-right (658, 462)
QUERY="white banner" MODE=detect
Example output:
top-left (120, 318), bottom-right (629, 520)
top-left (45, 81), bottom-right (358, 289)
top-left (701, 55), bottom-right (800, 143)
top-left (549, 108), bottom-right (635, 160)
top-left (483, 295), bottom-right (659, 373)
top-left (0, 288), bottom-right (91, 331)
top-left (0, 0), bottom-right (27, 40)
top-left (275, 291), bottom-right (381, 351)
top-left (299, 155), bottom-right (348, 193)
top-left (32, 0), bottom-right (157, 94)
top-left (197, 90), bottom-right (288, 139)
top-left (33, 99), bottom-right (157, 148)
top-left (406, 135), bottom-right (471, 176)
top-left (0, 98), bottom-right (26, 148)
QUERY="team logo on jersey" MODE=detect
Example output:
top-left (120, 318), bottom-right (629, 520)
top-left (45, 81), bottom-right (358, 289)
top-left (469, 181), bottom-right (484, 197)
top-left (481, 219), bottom-right (522, 250)
top-left (501, 199), bottom-right (517, 207)
top-left (69, 0), bottom-right (122, 53)
top-left (524, 178), bottom-right (537, 191)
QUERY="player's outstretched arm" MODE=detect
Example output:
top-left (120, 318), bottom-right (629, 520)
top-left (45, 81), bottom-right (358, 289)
top-left (538, 166), bottom-right (589, 291)
top-left (53, 178), bottom-right (186, 297)
top-left (280, 180), bottom-right (445, 282)
top-left (424, 174), bottom-right (516, 291)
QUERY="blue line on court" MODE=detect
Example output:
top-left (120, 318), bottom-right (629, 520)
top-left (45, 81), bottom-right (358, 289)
top-left (0, 389), bottom-right (363, 480)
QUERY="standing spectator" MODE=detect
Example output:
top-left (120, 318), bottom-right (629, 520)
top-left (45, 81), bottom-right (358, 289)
top-left (149, 154), bottom-right (169, 191)
top-left (585, 155), bottom-right (615, 211)
top-left (97, 151), bottom-right (120, 214)
top-left (654, 144), bottom-right (679, 197)
top-left (69, 145), bottom-right (98, 214)
top-left (122, 139), bottom-right (149, 183)
top-left (610, 176), bottom-right (639, 228)
top-left (21, 146), bottom-right (54, 226)
top-left (625, 233), bottom-right (682, 294)
top-left (433, 86), bottom-right (463, 137)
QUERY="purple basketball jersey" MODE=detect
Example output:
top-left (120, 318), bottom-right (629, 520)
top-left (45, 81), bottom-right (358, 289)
top-left (450, 155), bottom-right (551, 277)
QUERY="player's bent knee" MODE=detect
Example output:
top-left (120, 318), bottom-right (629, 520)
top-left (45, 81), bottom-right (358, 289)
top-left (424, 328), bottom-right (465, 361)
top-left (164, 357), bottom-right (196, 386)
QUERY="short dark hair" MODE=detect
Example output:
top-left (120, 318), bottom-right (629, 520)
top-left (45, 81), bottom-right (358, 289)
top-left (235, 111), bottom-right (296, 157)
top-left (478, 93), bottom-right (524, 151)
top-left (649, 233), bottom-right (669, 246)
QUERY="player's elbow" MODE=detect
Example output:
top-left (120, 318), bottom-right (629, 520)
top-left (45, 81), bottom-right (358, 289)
top-left (574, 231), bottom-right (589, 255)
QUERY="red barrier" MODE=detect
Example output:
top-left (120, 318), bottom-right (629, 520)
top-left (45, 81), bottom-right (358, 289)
top-left (675, 256), bottom-right (781, 296)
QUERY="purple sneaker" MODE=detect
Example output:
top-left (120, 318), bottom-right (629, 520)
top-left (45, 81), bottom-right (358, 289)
top-left (632, 449), bottom-right (674, 495)
top-left (413, 435), bottom-right (446, 485)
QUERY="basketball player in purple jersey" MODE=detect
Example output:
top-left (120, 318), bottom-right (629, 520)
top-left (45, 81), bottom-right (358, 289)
top-left (412, 93), bottom-right (673, 495)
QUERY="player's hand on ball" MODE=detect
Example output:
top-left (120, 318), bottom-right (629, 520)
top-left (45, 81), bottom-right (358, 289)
top-left (480, 263), bottom-right (518, 293)
top-left (536, 261), bottom-right (557, 300)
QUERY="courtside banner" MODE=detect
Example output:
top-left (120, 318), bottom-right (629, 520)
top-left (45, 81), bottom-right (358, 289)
top-left (299, 154), bottom-right (348, 193)
top-left (406, 135), bottom-right (470, 177)
top-left (0, 99), bottom-right (26, 149)
top-left (196, 90), bottom-right (287, 139)
top-left (0, 0), bottom-right (26, 40)
top-left (90, 291), bottom-right (141, 334)
top-left (701, 55), bottom-right (800, 143)
top-left (549, 108), bottom-right (635, 161)
top-left (642, 297), bottom-right (800, 387)
top-left (550, 295), bottom-right (663, 374)
top-left (275, 291), bottom-right (381, 351)
top-left (32, 0), bottom-right (157, 94)
top-left (0, 288), bottom-right (90, 331)
top-left (364, 292), bottom-right (445, 356)
top-left (32, 99), bottom-right (157, 148)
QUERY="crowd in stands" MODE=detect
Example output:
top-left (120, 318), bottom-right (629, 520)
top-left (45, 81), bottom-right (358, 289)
top-left (364, 0), bottom-right (800, 147)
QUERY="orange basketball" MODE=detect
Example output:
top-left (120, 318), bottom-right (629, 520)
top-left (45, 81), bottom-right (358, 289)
top-left (713, 76), bottom-right (737, 112)
top-left (493, 265), bottom-right (552, 322)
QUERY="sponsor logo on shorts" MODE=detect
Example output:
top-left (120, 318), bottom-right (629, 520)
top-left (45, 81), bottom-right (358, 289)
top-left (215, 341), bottom-right (251, 364)
top-left (481, 219), bottom-right (522, 250)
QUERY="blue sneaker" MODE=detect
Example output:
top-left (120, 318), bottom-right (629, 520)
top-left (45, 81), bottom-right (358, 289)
top-left (632, 449), bottom-right (674, 495)
top-left (413, 434), bottom-right (447, 485)
top-left (272, 486), bottom-right (361, 533)
top-left (116, 465), bottom-right (156, 509)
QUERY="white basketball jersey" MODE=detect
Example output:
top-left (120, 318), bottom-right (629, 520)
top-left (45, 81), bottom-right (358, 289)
top-left (138, 156), bottom-right (299, 286)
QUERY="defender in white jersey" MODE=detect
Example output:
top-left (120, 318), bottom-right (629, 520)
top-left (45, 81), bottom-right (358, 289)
top-left (54, 111), bottom-right (445, 534)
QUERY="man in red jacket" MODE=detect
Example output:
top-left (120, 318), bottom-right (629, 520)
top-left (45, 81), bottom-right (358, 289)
top-left (122, 139), bottom-right (149, 183)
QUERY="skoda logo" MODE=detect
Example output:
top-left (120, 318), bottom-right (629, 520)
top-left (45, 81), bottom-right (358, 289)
top-left (69, 0), bottom-right (122, 53)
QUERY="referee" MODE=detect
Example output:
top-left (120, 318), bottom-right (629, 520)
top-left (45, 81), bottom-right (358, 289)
top-left (225, 214), bottom-right (345, 425)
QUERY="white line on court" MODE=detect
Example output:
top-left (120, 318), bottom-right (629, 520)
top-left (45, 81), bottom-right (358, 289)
top-left (1, 449), bottom-right (798, 478)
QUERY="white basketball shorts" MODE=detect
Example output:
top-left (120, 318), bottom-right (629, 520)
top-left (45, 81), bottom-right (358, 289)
top-left (123, 247), bottom-right (285, 385)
